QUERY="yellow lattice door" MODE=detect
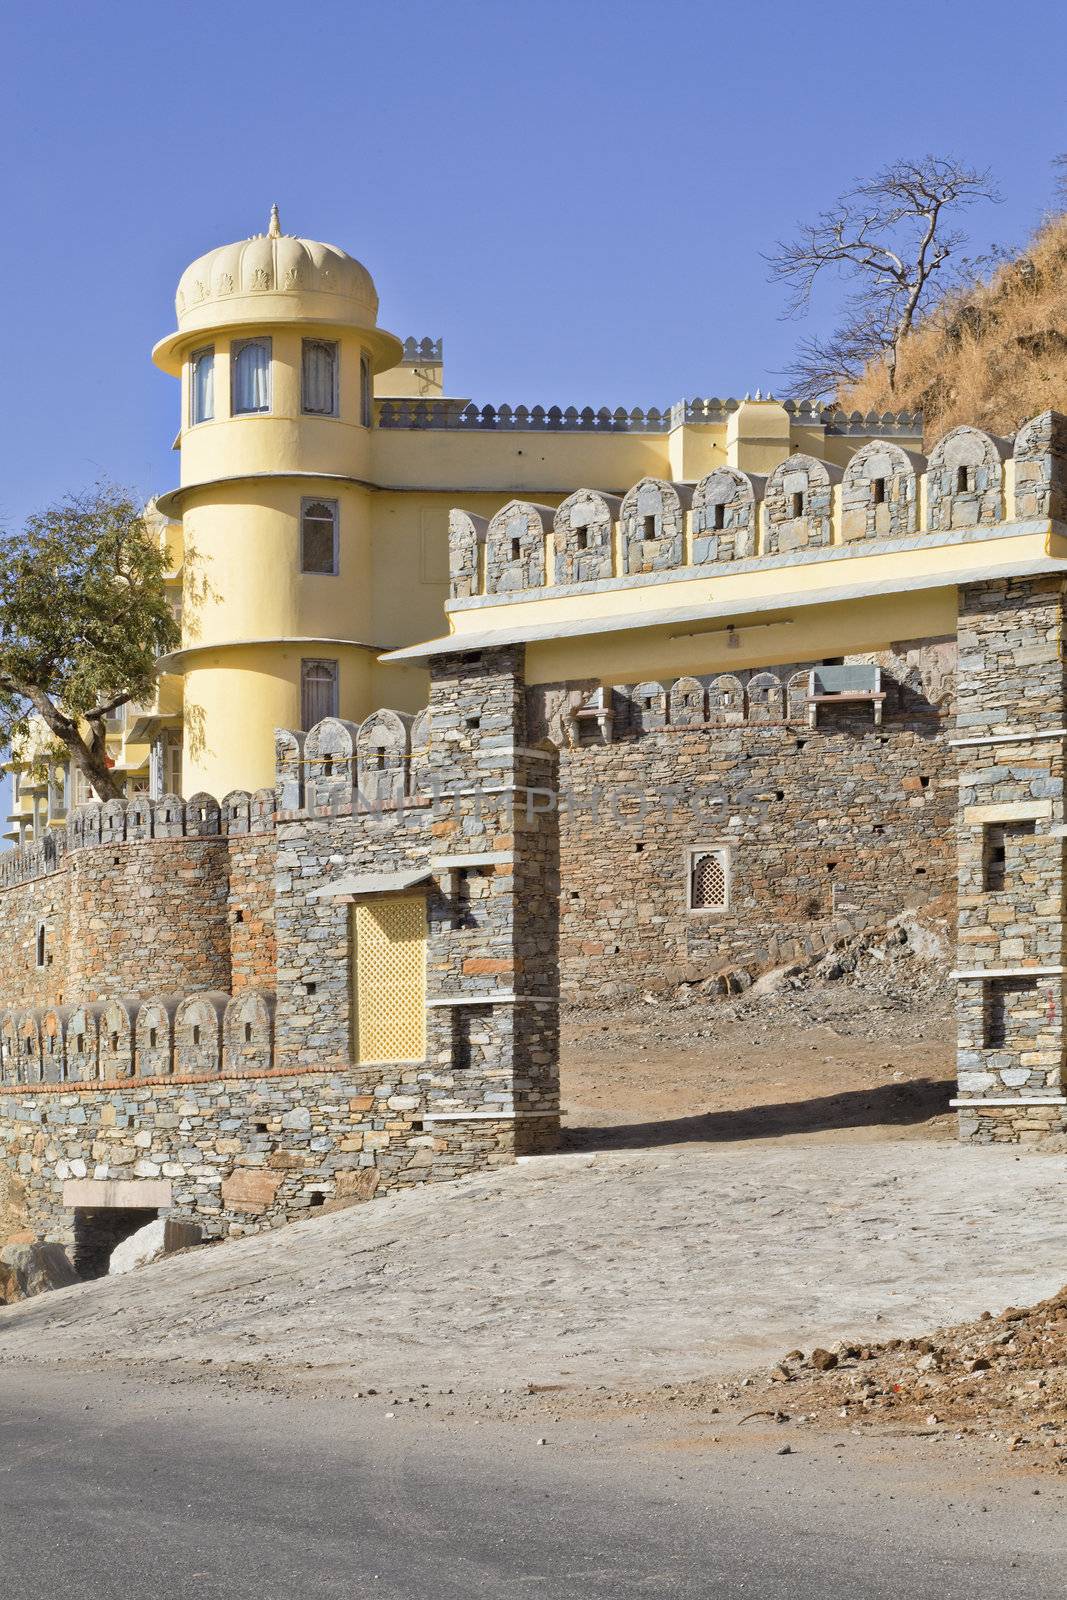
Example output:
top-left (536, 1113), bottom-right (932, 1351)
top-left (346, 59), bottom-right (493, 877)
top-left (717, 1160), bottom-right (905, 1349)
top-left (352, 896), bottom-right (427, 1064)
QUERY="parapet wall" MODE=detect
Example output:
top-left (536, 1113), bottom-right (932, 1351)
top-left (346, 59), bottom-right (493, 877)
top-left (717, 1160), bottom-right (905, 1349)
top-left (447, 412), bottom-right (1067, 598)
top-left (376, 395), bottom-right (920, 435)
top-left (0, 988), bottom-right (275, 1086)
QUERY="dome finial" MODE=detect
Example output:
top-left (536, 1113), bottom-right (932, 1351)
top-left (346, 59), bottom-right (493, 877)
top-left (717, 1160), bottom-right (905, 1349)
top-left (268, 203), bottom-right (281, 239)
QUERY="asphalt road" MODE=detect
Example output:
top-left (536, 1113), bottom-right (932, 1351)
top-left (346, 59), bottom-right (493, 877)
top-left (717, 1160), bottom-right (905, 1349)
top-left (0, 1368), bottom-right (1063, 1599)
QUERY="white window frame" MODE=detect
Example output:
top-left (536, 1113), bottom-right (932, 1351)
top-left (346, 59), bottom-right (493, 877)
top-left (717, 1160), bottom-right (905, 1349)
top-left (300, 497), bottom-right (340, 576)
top-left (301, 658), bottom-right (340, 731)
top-left (360, 351), bottom-right (372, 428)
top-left (686, 844), bottom-right (731, 914)
top-left (189, 345), bottom-right (215, 426)
top-left (231, 336), bottom-right (272, 415)
top-left (301, 338), bottom-right (339, 417)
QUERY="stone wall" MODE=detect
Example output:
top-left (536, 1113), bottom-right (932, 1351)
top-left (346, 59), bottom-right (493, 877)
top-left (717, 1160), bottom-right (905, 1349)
top-left (0, 798), bottom-right (277, 1012)
top-left (66, 839), bottom-right (232, 1001)
top-left (953, 576), bottom-right (1067, 1143)
top-left (443, 411), bottom-right (1067, 597)
top-left (0, 1066), bottom-right (518, 1245)
top-left (550, 644), bottom-right (956, 1003)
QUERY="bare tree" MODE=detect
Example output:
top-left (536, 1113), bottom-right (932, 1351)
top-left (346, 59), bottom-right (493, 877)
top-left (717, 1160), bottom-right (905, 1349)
top-left (767, 156), bottom-right (1000, 397)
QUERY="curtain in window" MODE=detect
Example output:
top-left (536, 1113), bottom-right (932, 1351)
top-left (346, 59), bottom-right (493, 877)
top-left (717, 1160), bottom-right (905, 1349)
top-left (303, 341), bottom-right (337, 415)
top-left (233, 340), bottom-right (271, 413)
top-left (301, 660), bottom-right (339, 730)
top-left (191, 349), bottom-right (214, 423)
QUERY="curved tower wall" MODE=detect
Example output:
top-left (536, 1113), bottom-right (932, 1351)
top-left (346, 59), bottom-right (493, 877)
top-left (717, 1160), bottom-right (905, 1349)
top-left (154, 218), bottom-right (402, 794)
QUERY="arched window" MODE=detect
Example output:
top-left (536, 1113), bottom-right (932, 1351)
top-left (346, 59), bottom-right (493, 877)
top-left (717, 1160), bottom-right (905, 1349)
top-left (189, 347), bottom-right (214, 424)
top-left (301, 499), bottom-right (339, 575)
top-left (301, 659), bottom-right (339, 730)
top-left (302, 339), bottom-right (338, 416)
top-left (360, 353), bottom-right (372, 427)
top-left (232, 337), bottom-right (272, 414)
top-left (688, 847), bottom-right (730, 912)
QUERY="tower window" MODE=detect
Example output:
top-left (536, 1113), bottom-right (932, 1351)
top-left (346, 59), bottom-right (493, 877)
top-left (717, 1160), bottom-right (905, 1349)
top-left (713, 502), bottom-right (726, 531)
top-left (575, 528), bottom-right (589, 551)
top-left (300, 499), bottom-right (339, 575)
top-left (511, 537), bottom-right (521, 561)
top-left (232, 337), bottom-right (272, 414)
top-left (956, 465), bottom-right (970, 493)
top-left (872, 477), bottom-right (886, 504)
top-left (302, 339), bottom-right (338, 416)
top-left (301, 658), bottom-right (339, 730)
top-left (643, 515), bottom-right (657, 540)
top-left (791, 491), bottom-right (805, 517)
top-left (360, 353), bottom-right (372, 427)
top-left (35, 920), bottom-right (48, 970)
top-left (189, 347), bottom-right (215, 425)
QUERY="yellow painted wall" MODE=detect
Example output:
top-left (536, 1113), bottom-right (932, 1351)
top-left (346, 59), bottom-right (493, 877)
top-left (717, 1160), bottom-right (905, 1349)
top-left (525, 589), bottom-right (957, 687)
top-left (183, 643), bottom-right (375, 796)
top-left (143, 225), bottom-right (940, 799)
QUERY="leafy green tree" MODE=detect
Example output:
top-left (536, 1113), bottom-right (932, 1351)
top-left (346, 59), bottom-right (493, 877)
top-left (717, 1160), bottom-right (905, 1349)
top-left (0, 485), bottom-right (180, 803)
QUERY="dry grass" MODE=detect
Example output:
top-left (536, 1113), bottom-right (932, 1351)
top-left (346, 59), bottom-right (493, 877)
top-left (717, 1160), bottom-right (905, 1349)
top-left (840, 212), bottom-right (1067, 446)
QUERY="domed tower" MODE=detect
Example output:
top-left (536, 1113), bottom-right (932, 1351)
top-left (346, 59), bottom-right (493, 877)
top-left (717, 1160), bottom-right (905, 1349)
top-left (153, 207), bottom-right (403, 796)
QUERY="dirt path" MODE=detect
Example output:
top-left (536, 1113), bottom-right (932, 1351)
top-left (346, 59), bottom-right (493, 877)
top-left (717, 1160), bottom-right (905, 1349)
top-left (561, 984), bottom-right (955, 1147)
top-left (1, 1140), bottom-right (1063, 1401)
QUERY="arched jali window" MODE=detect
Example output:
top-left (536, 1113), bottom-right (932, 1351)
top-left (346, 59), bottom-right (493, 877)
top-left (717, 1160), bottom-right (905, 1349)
top-left (301, 499), bottom-right (339, 575)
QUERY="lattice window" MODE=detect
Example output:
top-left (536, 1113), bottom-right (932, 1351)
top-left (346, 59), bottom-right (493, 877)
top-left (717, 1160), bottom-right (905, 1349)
top-left (352, 895), bottom-right (427, 1064)
top-left (688, 847), bottom-right (729, 912)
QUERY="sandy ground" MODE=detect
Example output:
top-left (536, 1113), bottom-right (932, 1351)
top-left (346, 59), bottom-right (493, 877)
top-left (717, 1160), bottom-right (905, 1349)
top-left (560, 987), bottom-right (955, 1148)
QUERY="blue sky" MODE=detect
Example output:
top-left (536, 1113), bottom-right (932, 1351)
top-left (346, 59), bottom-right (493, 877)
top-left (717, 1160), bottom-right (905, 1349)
top-left (3, 0), bottom-right (1067, 530)
top-left (2, 0), bottom-right (1067, 822)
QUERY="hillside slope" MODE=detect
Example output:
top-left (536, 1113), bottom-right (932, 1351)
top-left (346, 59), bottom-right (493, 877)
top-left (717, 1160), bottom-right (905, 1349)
top-left (840, 212), bottom-right (1067, 445)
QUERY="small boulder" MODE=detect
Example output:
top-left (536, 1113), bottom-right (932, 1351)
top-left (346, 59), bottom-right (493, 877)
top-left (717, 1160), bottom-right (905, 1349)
top-left (0, 1241), bottom-right (79, 1301)
top-left (109, 1217), bottom-right (202, 1275)
top-left (810, 1348), bottom-right (838, 1372)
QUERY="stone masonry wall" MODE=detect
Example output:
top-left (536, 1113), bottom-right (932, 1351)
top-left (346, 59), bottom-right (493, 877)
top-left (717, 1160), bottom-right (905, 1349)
top-left (0, 831), bottom-right (277, 1014)
top-left (66, 840), bottom-right (232, 1001)
top-left (0, 1066), bottom-right (516, 1245)
top-left (954, 576), bottom-right (1067, 1143)
top-left (550, 642), bottom-right (957, 1003)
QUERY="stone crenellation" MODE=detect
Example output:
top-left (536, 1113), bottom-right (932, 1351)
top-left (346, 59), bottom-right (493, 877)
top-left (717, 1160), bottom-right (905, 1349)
top-left (0, 989), bottom-right (275, 1086)
top-left (445, 413), bottom-right (1067, 599)
top-left (376, 396), bottom-right (921, 434)
top-left (66, 789), bottom-right (277, 850)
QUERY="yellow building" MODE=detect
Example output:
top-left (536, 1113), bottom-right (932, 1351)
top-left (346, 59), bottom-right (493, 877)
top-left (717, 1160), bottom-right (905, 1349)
top-left (6, 206), bottom-right (929, 833)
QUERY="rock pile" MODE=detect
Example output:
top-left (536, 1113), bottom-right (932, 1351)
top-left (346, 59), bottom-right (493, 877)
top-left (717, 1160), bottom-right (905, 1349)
top-left (763, 1283), bottom-right (1067, 1468)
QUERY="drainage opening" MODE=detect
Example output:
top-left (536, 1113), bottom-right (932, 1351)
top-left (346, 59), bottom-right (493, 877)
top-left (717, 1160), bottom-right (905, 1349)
top-left (72, 1207), bottom-right (159, 1280)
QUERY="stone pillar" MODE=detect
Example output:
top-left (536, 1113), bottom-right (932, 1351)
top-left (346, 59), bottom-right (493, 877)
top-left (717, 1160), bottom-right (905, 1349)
top-left (954, 576), bottom-right (1067, 1142)
top-left (425, 644), bottom-right (560, 1154)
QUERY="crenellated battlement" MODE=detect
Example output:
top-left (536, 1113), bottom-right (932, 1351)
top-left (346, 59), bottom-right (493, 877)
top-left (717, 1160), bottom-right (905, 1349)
top-left (274, 712), bottom-right (434, 814)
top-left (0, 989), bottom-right (275, 1088)
top-left (375, 395), bottom-right (921, 435)
top-left (0, 832), bottom-right (65, 891)
top-left (64, 790), bottom-right (277, 852)
top-left (444, 411), bottom-right (1067, 601)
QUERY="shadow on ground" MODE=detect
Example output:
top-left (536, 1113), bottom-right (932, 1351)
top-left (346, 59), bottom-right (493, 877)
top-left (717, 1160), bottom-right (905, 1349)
top-left (560, 1078), bottom-right (956, 1151)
